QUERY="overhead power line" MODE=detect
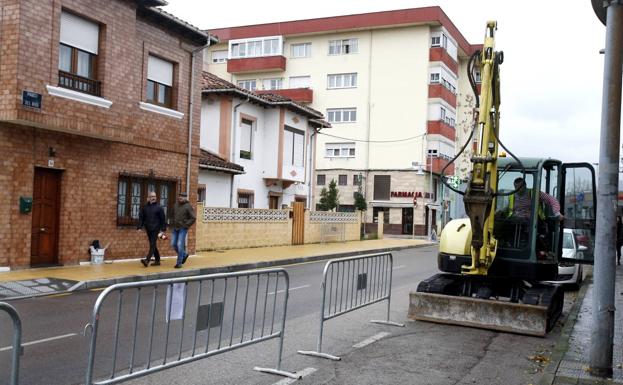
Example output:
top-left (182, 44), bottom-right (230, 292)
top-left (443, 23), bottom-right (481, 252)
top-left (318, 131), bottom-right (426, 143)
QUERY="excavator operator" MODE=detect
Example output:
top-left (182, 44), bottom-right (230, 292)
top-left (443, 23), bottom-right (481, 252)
top-left (497, 177), bottom-right (563, 253)
top-left (504, 177), bottom-right (563, 222)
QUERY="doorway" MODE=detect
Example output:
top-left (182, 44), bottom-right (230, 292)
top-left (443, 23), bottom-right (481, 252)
top-left (31, 168), bottom-right (62, 266)
top-left (402, 207), bottom-right (413, 234)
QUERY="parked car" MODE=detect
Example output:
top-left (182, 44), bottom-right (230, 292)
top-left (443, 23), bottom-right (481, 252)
top-left (546, 228), bottom-right (585, 290)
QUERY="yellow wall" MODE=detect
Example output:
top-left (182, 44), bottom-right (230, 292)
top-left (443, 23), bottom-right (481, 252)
top-left (196, 204), bottom-right (361, 251)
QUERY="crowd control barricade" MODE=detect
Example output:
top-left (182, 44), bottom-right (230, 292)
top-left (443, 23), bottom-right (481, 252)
top-left (84, 269), bottom-right (300, 385)
top-left (298, 252), bottom-right (404, 361)
top-left (0, 302), bottom-right (22, 385)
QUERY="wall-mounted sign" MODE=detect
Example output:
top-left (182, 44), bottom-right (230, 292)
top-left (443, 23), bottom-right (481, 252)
top-left (22, 91), bottom-right (42, 110)
top-left (390, 191), bottom-right (432, 199)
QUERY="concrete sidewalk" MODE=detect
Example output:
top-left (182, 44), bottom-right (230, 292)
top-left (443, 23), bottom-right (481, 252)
top-left (0, 238), bottom-right (431, 299)
top-left (541, 266), bottom-right (623, 385)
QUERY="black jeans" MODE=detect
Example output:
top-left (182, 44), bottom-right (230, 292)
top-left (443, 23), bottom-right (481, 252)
top-left (145, 230), bottom-right (161, 263)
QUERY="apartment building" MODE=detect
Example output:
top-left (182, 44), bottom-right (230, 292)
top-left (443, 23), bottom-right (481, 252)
top-left (205, 7), bottom-right (480, 235)
top-left (0, 0), bottom-right (211, 268)
top-left (199, 72), bottom-right (329, 209)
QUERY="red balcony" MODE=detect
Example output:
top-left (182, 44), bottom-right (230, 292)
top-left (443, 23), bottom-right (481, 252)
top-left (255, 88), bottom-right (313, 103)
top-left (427, 120), bottom-right (456, 141)
top-left (428, 84), bottom-right (456, 106)
top-left (429, 47), bottom-right (458, 74)
top-left (427, 157), bottom-right (455, 175)
top-left (227, 55), bottom-right (286, 74)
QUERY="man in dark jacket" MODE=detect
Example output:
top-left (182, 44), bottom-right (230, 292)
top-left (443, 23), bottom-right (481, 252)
top-left (137, 191), bottom-right (166, 267)
top-left (170, 192), bottom-right (196, 268)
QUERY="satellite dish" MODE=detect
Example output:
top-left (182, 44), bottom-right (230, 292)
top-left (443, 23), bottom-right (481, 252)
top-left (592, 0), bottom-right (607, 26)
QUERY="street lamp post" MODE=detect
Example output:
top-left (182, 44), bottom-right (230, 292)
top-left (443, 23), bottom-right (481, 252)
top-left (590, 0), bottom-right (622, 377)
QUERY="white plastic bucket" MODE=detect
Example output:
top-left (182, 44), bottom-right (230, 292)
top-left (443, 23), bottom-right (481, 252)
top-left (90, 248), bottom-right (105, 264)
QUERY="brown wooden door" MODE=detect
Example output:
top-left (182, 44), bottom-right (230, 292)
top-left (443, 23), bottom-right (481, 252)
top-left (291, 202), bottom-right (305, 245)
top-left (31, 168), bottom-right (61, 266)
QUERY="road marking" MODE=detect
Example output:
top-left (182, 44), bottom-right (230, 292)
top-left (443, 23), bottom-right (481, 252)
top-left (272, 367), bottom-right (317, 385)
top-left (393, 265), bottom-right (406, 270)
top-left (268, 285), bottom-right (310, 295)
top-left (0, 333), bottom-right (77, 352)
top-left (352, 332), bottom-right (390, 349)
top-left (90, 288), bottom-right (106, 292)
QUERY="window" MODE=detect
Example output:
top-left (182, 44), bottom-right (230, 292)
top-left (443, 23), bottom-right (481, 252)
top-left (373, 207), bottom-right (390, 224)
top-left (197, 186), bottom-right (206, 203)
top-left (289, 76), bottom-right (311, 88)
top-left (430, 31), bottom-right (457, 59)
top-left (283, 126), bottom-right (305, 167)
top-left (327, 73), bottom-right (357, 89)
top-left (240, 119), bottom-right (253, 159)
top-left (474, 69), bottom-right (482, 83)
top-left (238, 192), bottom-right (254, 208)
top-left (229, 36), bottom-right (283, 59)
top-left (237, 80), bottom-right (257, 91)
top-left (117, 174), bottom-right (176, 226)
top-left (327, 108), bottom-right (356, 123)
top-left (146, 55), bottom-right (174, 108)
top-left (353, 174), bottom-right (362, 186)
top-left (211, 50), bottom-right (228, 63)
top-left (338, 175), bottom-right (348, 186)
top-left (58, 11), bottom-right (100, 96)
top-left (263, 78), bottom-right (283, 90)
top-left (291, 43), bottom-right (311, 58)
top-left (328, 38), bottom-right (358, 55)
top-left (430, 73), bottom-right (440, 84)
top-left (317, 174), bottom-right (326, 185)
top-left (337, 205), bottom-right (355, 212)
top-left (325, 143), bottom-right (355, 158)
top-left (373, 175), bottom-right (391, 200)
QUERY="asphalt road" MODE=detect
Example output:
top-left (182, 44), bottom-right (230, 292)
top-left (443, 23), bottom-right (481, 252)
top-left (0, 246), bottom-right (578, 385)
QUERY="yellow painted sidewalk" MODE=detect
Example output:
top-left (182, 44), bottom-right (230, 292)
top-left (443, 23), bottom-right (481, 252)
top-left (0, 239), bottom-right (431, 284)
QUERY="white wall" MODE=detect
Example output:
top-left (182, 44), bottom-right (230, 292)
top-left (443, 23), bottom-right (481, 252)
top-left (199, 170), bottom-right (232, 207)
top-left (200, 97), bottom-right (221, 153)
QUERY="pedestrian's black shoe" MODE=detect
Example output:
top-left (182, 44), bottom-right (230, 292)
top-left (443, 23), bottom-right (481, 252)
top-left (182, 255), bottom-right (188, 264)
top-left (174, 264), bottom-right (182, 269)
top-left (151, 261), bottom-right (161, 266)
top-left (141, 259), bottom-right (149, 267)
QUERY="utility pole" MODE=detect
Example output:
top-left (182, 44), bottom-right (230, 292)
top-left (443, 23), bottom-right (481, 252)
top-left (590, 0), bottom-right (622, 377)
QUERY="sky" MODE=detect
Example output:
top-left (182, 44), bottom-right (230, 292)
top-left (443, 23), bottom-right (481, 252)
top-left (164, 0), bottom-right (608, 164)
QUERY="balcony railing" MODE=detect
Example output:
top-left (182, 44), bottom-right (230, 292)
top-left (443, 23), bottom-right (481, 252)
top-left (58, 70), bottom-right (101, 97)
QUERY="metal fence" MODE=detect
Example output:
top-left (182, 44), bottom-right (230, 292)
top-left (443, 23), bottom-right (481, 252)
top-left (298, 252), bottom-right (403, 361)
top-left (0, 302), bottom-right (22, 385)
top-left (84, 269), bottom-right (300, 385)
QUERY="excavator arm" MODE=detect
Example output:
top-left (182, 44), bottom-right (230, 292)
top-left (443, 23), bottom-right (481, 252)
top-left (462, 21), bottom-right (503, 275)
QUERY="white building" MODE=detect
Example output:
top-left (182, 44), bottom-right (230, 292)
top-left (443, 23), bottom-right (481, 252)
top-left (205, 7), bottom-right (480, 234)
top-left (199, 72), bottom-right (330, 209)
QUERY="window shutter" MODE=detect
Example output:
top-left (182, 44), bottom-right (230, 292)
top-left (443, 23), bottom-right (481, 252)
top-left (283, 130), bottom-right (293, 164)
top-left (60, 11), bottom-right (99, 54)
top-left (148, 55), bottom-right (174, 86)
top-left (293, 132), bottom-right (305, 166)
top-left (373, 175), bottom-right (391, 200)
top-left (240, 120), bottom-right (252, 152)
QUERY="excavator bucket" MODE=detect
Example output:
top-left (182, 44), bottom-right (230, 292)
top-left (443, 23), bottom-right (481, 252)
top-left (408, 292), bottom-right (550, 337)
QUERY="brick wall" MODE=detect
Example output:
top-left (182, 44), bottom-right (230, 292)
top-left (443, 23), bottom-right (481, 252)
top-left (0, 0), bottom-right (204, 268)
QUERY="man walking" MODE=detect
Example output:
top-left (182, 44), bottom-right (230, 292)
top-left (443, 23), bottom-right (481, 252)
top-left (138, 191), bottom-right (166, 267)
top-left (170, 192), bottom-right (196, 268)
top-left (616, 216), bottom-right (622, 265)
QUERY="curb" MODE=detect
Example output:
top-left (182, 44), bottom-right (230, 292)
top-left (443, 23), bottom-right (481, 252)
top-left (537, 275), bottom-right (591, 385)
top-left (67, 243), bottom-right (435, 292)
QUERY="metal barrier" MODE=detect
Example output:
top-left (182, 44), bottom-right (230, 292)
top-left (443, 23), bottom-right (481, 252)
top-left (85, 269), bottom-right (300, 384)
top-left (298, 252), bottom-right (404, 361)
top-left (0, 302), bottom-right (22, 385)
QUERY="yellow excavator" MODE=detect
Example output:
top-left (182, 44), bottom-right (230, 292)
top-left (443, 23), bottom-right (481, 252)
top-left (408, 22), bottom-right (596, 336)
